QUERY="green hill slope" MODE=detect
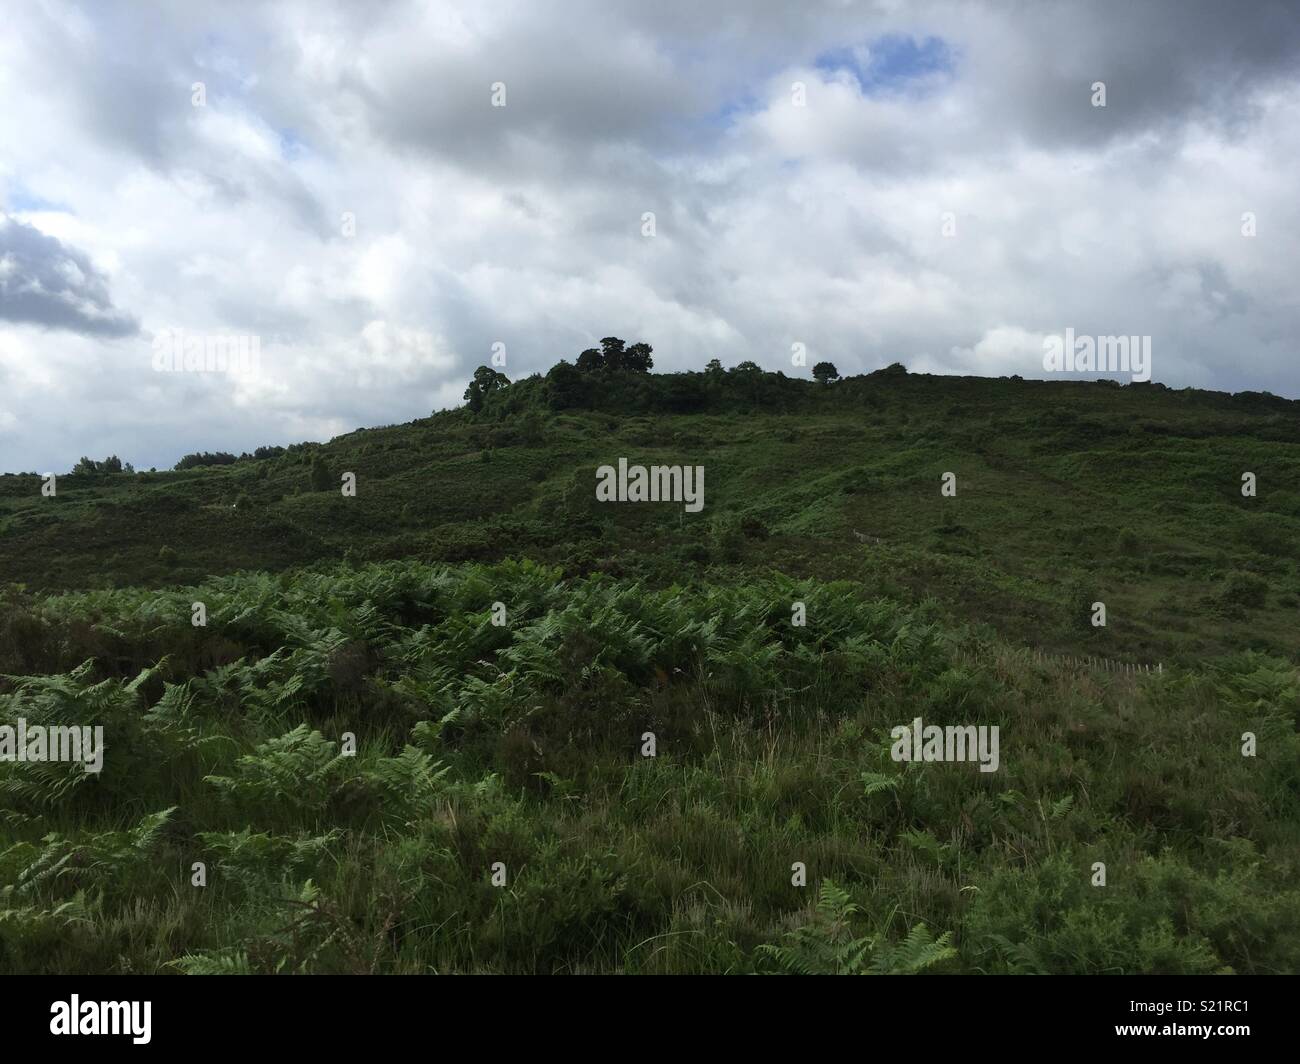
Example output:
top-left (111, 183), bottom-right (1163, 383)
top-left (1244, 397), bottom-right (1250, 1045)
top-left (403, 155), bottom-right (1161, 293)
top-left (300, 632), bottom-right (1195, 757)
top-left (1, 364), bottom-right (1298, 974)
top-left (4, 366), bottom-right (1299, 664)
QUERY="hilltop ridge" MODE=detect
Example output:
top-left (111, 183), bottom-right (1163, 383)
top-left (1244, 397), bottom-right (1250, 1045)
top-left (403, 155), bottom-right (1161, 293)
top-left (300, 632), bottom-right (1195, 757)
top-left (2, 360), bottom-right (1298, 666)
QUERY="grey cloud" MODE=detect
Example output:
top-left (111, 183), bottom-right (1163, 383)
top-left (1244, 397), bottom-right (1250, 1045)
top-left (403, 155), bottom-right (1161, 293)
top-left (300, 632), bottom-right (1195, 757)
top-left (950, 0), bottom-right (1300, 152)
top-left (3, 0), bottom-right (1300, 475)
top-left (13, 3), bottom-right (330, 234)
top-left (0, 217), bottom-right (138, 337)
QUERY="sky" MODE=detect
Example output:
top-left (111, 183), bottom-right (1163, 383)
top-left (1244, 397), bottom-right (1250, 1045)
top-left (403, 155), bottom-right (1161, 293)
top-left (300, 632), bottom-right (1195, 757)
top-left (1, 0), bottom-right (1298, 473)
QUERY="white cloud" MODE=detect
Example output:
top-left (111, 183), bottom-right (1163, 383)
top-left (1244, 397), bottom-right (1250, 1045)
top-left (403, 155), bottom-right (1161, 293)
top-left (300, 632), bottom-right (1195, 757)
top-left (1, 0), bottom-right (1298, 471)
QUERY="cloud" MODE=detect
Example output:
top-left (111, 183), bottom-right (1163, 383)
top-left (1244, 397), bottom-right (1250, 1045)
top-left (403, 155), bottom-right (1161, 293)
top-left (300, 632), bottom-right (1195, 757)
top-left (0, 215), bottom-right (138, 336)
top-left (1, 0), bottom-right (1299, 472)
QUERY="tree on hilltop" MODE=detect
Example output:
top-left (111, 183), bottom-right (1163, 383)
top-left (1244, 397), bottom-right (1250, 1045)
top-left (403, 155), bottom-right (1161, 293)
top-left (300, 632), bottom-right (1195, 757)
top-left (464, 365), bottom-right (510, 412)
top-left (624, 342), bottom-right (654, 372)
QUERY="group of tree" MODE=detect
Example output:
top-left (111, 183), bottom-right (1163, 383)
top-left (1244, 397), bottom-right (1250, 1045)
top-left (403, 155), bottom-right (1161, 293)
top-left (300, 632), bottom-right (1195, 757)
top-left (72, 455), bottom-right (131, 475)
top-left (175, 451), bottom-right (239, 470)
top-left (575, 337), bottom-right (654, 373)
top-left (174, 446), bottom-right (287, 471)
top-left (457, 338), bottom-right (902, 418)
top-left (309, 455), bottom-right (334, 492)
top-left (463, 365), bottom-right (511, 413)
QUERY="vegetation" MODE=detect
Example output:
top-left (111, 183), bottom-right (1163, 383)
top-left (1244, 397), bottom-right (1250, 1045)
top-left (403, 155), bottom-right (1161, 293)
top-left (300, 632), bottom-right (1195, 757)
top-left (0, 353), bottom-right (1297, 973)
top-left (72, 456), bottom-right (126, 476)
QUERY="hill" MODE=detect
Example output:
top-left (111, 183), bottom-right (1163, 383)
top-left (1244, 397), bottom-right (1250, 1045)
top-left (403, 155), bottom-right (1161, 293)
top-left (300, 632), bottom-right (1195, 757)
top-left (4, 362), bottom-right (1300, 665)
top-left (0, 360), bottom-right (1298, 974)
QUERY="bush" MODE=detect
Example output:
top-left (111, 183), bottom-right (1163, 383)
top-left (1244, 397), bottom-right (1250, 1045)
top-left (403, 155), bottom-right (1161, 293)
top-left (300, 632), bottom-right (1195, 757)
top-left (1115, 527), bottom-right (1142, 558)
top-left (519, 409), bottom-right (545, 445)
top-left (711, 516), bottom-right (744, 562)
top-left (1220, 571), bottom-right (1268, 610)
top-left (1062, 577), bottom-right (1096, 633)
top-left (309, 457), bottom-right (333, 493)
top-left (1237, 514), bottom-right (1295, 558)
top-left (72, 456), bottom-right (124, 475)
top-left (175, 452), bottom-right (237, 471)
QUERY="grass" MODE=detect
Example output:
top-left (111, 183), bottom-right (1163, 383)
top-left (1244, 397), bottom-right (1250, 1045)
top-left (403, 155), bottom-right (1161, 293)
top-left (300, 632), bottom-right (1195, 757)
top-left (1, 363), bottom-right (1298, 973)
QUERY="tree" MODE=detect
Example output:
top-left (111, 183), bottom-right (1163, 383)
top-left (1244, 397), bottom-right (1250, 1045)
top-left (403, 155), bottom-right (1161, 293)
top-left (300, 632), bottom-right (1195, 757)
top-left (624, 342), bottom-right (654, 373)
top-left (812, 361), bottom-right (840, 384)
top-left (463, 365), bottom-right (510, 413)
top-left (175, 451), bottom-right (237, 470)
top-left (663, 374), bottom-right (705, 411)
top-left (73, 455), bottom-right (124, 475)
top-left (576, 348), bottom-right (604, 372)
top-left (309, 455), bottom-right (332, 492)
top-left (872, 361), bottom-right (908, 378)
top-left (704, 358), bottom-right (724, 376)
top-left (544, 360), bottom-right (587, 410)
top-left (519, 408), bottom-right (545, 444)
top-left (600, 337), bottom-right (626, 370)
top-left (476, 365), bottom-right (510, 391)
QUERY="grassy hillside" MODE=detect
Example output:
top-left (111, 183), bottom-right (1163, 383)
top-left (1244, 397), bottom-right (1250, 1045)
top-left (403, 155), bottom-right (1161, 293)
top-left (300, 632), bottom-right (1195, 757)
top-left (5, 366), bottom-right (1299, 664)
top-left (1, 363), bottom-right (1298, 973)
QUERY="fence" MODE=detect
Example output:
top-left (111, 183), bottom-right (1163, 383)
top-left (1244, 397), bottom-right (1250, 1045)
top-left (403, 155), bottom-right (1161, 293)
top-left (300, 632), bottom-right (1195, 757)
top-left (1031, 647), bottom-right (1163, 675)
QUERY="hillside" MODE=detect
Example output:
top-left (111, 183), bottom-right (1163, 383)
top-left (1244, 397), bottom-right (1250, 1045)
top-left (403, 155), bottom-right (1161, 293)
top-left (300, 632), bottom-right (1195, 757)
top-left (1, 363), bottom-right (1298, 974)
top-left (4, 364), bottom-right (1300, 665)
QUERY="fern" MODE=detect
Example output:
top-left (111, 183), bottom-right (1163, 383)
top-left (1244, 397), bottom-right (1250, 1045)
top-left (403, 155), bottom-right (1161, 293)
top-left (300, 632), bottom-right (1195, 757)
top-left (758, 879), bottom-right (956, 975)
top-left (173, 950), bottom-right (253, 975)
top-left (867, 922), bottom-right (959, 974)
top-left (861, 771), bottom-right (901, 797)
top-left (204, 726), bottom-right (341, 811)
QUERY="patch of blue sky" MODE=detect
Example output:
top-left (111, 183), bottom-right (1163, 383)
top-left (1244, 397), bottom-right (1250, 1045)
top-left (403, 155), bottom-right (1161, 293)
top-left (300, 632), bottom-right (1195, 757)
top-left (815, 34), bottom-right (954, 96)
top-left (706, 93), bottom-right (763, 130)
top-left (4, 184), bottom-right (70, 214)
top-left (702, 33), bottom-right (955, 137)
top-left (278, 129), bottom-right (310, 161)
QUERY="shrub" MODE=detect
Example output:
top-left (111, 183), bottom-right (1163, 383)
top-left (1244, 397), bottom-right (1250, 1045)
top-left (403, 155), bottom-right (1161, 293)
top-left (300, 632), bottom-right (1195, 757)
top-left (711, 515), bottom-right (744, 562)
top-left (309, 457), bottom-right (333, 492)
top-left (1220, 571), bottom-right (1268, 610)
top-left (1062, 577), bottom-right (1096, 633)
top-left (175, 452), bottom-right (237, 471)
top-left (72, 456), bottom-right (124, 475)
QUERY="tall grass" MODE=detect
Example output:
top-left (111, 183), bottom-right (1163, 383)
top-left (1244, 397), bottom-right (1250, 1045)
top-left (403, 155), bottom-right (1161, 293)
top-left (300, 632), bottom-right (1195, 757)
top-left (1, 560), bottom-right (1297, 973)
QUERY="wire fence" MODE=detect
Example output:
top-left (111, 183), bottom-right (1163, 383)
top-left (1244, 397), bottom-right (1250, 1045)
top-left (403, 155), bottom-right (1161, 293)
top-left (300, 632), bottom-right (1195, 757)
top-left (1031, 647), bottom-right (1163, 675)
